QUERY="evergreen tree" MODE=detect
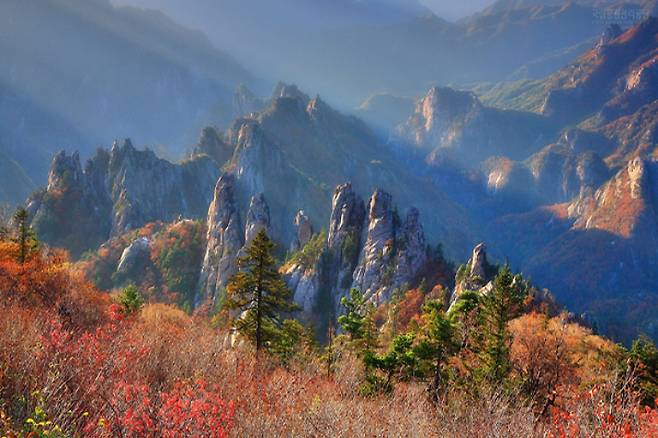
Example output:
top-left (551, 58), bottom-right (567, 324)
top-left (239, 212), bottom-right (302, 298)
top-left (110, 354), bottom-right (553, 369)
top-left (475, 265), bottom-right (527, 384)
top-left (629, 336), bottom-right (658, 407)
top-left (414, 299), bottom-right (458, 403)
top-left (362, 302), bottom-right (380, 352)
top-left (270, 318), bottom-right (306, 366)
top-left (225, 229), bottom-right (298, 353)
top-left (321, 324), bottom-right (338, 379)
top-left (11, 207), bottom-right (38, 264)
top-left (337, 288), bottom-right (366, 342)
top-left (363, 332), bottom-right (418, 394)
top-left (118, 284), bottom-right (144, 315)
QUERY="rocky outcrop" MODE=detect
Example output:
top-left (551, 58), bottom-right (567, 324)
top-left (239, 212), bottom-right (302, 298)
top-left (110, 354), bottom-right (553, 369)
top-left (569, 157), bottom-right (658, 240)
top-left (232, 84), bottom-right (265, 119)
top-left (272, 82), bottom-right (309, 104)
top-left (291, 210), bottom-right (313, 252)
top-left (192, 127), bottom-right (234, 168)
top-left (484, 128), bottom-right (612, 206)
top-left (116, 237), bottom-right (151, 276)
top-left (107, 139), bottom-right (219, 236)
top-left (197, 174), bottom-right (276, 306)
top-left (452, 243), bottom-right (496, 304)
top-left (198, 174), bottom-right (244, 306)
top-left (47, 151), bottom-right (84, 193)
top-left (327, 183), bottom-right (366, 299)
top-left (31, 139), bottom-right (220, 257)
top-left (351, 189), bottom-right (395, 303)
top-left (284, 183), bottom-right (430, 317)
top-left (243, 193), bottom-right (270, 246)
top-left (395, 86), bottom-right (552, 167)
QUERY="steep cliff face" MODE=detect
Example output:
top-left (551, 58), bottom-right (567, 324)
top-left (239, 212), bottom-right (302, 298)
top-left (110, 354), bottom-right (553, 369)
top-left (290, 210), bottom-right (312, 252)
top-left (326, 183), bottom-right (366, 299)
top-left (451, 243), bottom-right (496, 304)
top-left (351, 189), bottom-right (396, 303)
top-left (569, 157), bottom-right (658, 241)
top-left (197, 174), bottom-right (244, 306)
top-left (484, 128), bottom-right (613, 206)
top-left (192, 127), bottom-right (235, 168)
top-left (197, 170), bottom-right (276, 306)
top-left (395, 86), bottom-right (554, 168)
top-left (29, 139), bottom-right (220, 257)
top-left (232, 84), bottom-right (265, 120)
top-left (282, 183), bottom-right (431, 319)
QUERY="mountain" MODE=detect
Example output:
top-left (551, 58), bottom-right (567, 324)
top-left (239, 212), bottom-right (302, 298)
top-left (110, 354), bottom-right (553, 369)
top-left (469, 18), bottom-right (658, 342)
top-left (0, 0), bottom-right (254, 204)
top-left (394, 86), bottom-right (557, 168)
top-left (114, 0), bottom-right (632, 106)
top-left (191, 84), bottom-right (476, 260)
top-left (27, 140), bottom-right (220, 257)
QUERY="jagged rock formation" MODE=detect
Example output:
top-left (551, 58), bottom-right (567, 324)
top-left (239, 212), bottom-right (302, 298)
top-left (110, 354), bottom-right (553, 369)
top-left (243, 193), bottom-right (271, 247)
top-left (351, 190), bottom-right (396, 303)
top-left (188, 82), bottom-right (472, 261)
top-left (197, 174), bottom-right (244, 306)
top-left (29, 139), bottom-right (220, 257)
top-left (232, 84), bottom-right (265, 119)
top-left (283, 183), bottom-right (431, 319)
top-left (569, 157), bottom-right (658, 241)
top-left (395, 86), bottom-right (553, 167)
top-left (192, 127), bottom-right (235, 168)
top-left (290, 210), bottom-right (313, 252)
top-left (116, 237), bottom-right (151, 276)
top-left (197, 170), bottom-right (274, 306)
top-left (484, 128), bottom-right (613, 206)
top-left (451, 243), bottom-right (496, 304)
top-left (326, 183), bottom-right (366, 300)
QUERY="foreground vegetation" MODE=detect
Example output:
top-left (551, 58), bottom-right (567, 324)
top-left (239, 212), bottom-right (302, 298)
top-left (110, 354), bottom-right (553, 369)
top-left (0, 209), bottom-right (657, 437)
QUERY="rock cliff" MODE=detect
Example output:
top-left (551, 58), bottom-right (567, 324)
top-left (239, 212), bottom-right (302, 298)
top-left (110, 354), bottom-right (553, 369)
top-left (29, 139), bottom-right (219, 257)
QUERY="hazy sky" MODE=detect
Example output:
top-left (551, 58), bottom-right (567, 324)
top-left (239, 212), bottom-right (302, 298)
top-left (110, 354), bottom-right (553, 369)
top-left (112, 0), bottom-right (496, 21)
top-left (420, 0), bottom-right (495, 19)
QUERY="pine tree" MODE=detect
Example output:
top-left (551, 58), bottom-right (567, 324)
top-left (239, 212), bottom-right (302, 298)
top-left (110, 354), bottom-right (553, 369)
top-left (118, 284), bottom-right (144, 315)
top-left (337, 288), bottom-right (366, 342)
top-left (11, 207), bottom-right (38, 264)
top-left (363, 332), bottom-right (418, 394)
top-left (362, 302), bottom-right (379, 352)
top-left (414, 299), bottom-right (457, 403)
top-left (321, 324), bottom-right (338, 379)
top-left (225, 229), bottom-right (298, 353)
top-left (476, 265), bottom-right (527, 385)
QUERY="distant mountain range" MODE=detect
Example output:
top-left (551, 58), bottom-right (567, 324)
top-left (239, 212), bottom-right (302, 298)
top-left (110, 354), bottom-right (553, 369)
top-left (115, 0), bottom-right (655, 105)
top-left (0, 0), bottom-right (256, 204)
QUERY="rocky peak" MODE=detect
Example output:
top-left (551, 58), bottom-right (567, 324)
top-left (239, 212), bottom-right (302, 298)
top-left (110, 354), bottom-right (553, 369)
top-left (232, 84), bottom-right (264, 119)
top-left (192, 126), bottom-right (234, 167)
top-left (570, 157), bottom-right (658, 239)
top-left (198, 173), bottom-right (244, 305)
top-left (231, 120), bottom-right (278, 196)
top-left (351, 189), bottom-right (396, 303)
top-left (291, 210), bottom-right (313, 252)
top-left (306, 95), bottom-right (331, 120)
top-left (272, 82), bottom-right (309, 104)
top-left (47, 151), bottom-right (83, 192)
top-left (327, 183), bottom-right (366, 252)
top-left (32, 140), bottom-right (220, 257)
top-left (390, 207), bottom-right (428, 294)
top-left (452, 242), bottom-right (494, 302)
top-left (469, 243), bottom-right (488, 279)
top-left (244, 193), bottom-right (270, 245)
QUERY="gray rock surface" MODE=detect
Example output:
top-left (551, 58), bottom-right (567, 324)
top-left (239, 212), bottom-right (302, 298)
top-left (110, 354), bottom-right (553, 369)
top-left (198, 174), bottom-right (244, 305)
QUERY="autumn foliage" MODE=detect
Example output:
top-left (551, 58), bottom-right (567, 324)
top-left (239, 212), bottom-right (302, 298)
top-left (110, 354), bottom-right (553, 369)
top-left (1, 241), bottom-right (657, 436)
